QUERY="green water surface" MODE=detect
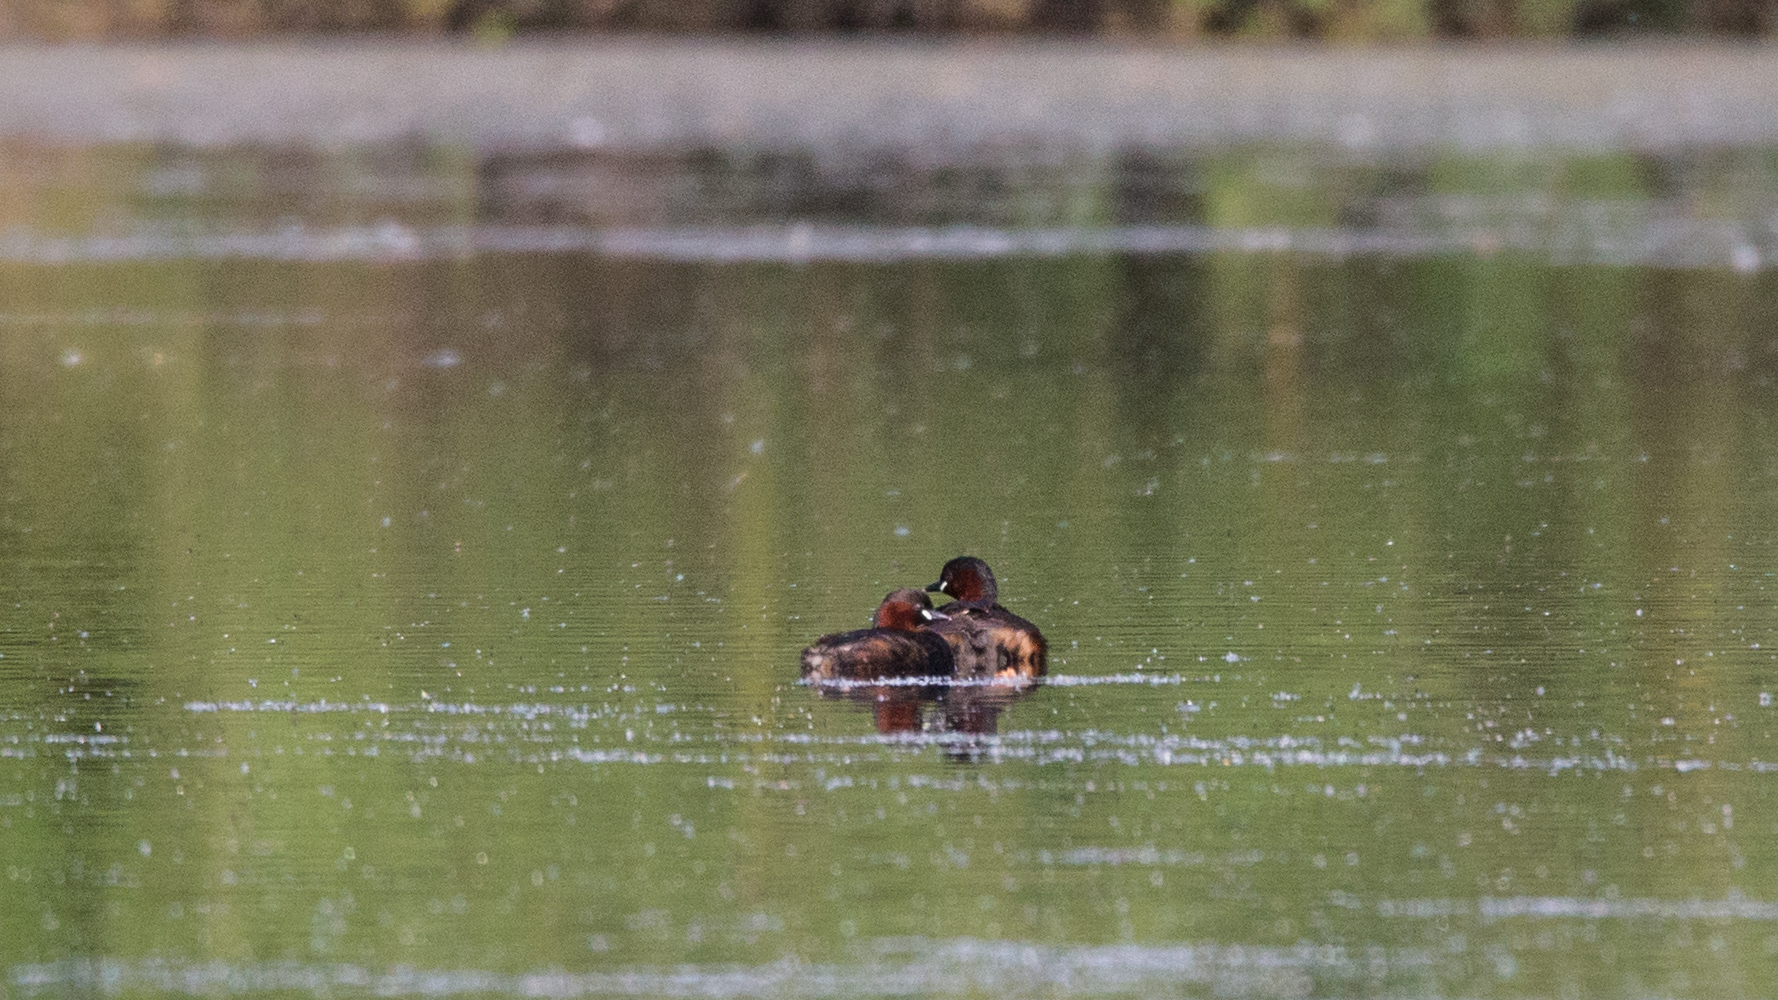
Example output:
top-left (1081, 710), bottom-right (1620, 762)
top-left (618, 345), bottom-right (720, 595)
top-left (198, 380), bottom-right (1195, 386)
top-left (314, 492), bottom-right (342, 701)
top-left (3, 141), bottom-right (1778, 998)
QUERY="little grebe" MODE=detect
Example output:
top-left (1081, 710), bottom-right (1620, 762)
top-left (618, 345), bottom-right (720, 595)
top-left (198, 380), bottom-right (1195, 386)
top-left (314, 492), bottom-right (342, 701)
top-left (800, 588), bottom-right (955, 682)
top-left (925, 556), bottom-right (1047, 679)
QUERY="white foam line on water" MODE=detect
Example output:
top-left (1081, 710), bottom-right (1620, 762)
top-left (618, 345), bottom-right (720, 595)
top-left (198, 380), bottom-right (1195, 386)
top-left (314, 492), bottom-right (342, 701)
top-left (0, 220), bottom-right (1768, 270)
top-left (184, 699), bottom-right (617, 719)
top-left (186, 698), bottom-right (391, 713)
top-left (1042, 672), bottom-right (1194, 686)
top-left (9, 938), bottom-right (1443, 998)
top-left (803, 675), bottom-right (1029, 690)
top-left (12, 902), bottom-right (1770, 998)
top-left (103, 702), bottom-right (1746, 774)
top-left (13, 732), bottom-right (1765, 777)
top-left (1385, 895), bottom-right (1778, 922)
top-left (55, 706), bottom-right (1744, 775)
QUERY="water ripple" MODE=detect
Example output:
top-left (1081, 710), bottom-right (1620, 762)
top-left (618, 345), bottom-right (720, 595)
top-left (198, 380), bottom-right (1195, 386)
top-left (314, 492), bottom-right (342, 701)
top-left (12, 938), bottom-right (1439, 998)
top-left (0, 219), bottom-right (1768, 270)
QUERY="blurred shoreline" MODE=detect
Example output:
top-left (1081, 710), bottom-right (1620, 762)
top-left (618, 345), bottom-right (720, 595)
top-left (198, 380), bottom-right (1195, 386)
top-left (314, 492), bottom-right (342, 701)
top-left (3, 41), bottom-right (1778, 156)
top-left (5, 0), bottom-right (1774, 42)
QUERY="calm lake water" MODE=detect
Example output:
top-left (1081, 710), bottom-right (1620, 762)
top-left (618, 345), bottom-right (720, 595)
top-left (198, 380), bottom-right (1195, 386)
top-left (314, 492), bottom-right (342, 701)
top-left (4, 138), bottom-right (1778, 999)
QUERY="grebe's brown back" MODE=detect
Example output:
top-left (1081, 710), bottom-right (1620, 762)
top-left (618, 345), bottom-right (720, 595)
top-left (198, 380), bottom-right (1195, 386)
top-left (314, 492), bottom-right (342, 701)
top-left (800, 588), bottom-right (954, 682)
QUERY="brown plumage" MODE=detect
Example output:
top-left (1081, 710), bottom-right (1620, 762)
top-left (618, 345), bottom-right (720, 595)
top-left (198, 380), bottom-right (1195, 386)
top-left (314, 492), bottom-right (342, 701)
top-left (800, 588), bottom-right (955, 682)
top-left (925, 556), bottom-right (1047, 680)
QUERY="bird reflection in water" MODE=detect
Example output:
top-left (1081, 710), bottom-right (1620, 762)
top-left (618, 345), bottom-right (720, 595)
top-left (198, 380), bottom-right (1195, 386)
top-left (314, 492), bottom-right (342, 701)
top-left (803, 673), bottom-right (1040, 737)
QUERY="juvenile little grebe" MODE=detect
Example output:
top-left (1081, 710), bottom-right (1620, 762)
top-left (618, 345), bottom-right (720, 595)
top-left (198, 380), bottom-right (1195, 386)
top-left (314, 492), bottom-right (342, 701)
top-left (925, 556), bottom-right (1047, 679)
top-left (800, 588), bottom-right (955, 682)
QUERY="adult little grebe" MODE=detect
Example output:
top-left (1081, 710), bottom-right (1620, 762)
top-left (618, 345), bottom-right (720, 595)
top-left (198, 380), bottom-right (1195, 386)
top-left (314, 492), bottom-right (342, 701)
top-left (925, 556), bottom-right (1047, 679)
top-left (800, 588), bottom-right (955, 682)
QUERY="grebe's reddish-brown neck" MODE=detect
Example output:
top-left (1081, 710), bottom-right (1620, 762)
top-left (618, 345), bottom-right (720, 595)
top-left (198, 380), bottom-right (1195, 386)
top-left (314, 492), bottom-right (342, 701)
top-left (927, 556), bottom-right (998, 605)
top-left (873, 588), bottom-right (941, 630)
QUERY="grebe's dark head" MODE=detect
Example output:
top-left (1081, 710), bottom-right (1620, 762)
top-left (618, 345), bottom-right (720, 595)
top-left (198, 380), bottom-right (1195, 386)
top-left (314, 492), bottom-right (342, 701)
top-left (926, 556), bottom-right (998, 604)
top-left (873, 588), bottom-right (947, 630)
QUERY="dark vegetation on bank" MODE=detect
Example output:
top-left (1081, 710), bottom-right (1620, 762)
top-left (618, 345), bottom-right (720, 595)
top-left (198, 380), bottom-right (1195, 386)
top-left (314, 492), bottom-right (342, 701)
top-left (5, 0), bottom-right (1774, 41)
